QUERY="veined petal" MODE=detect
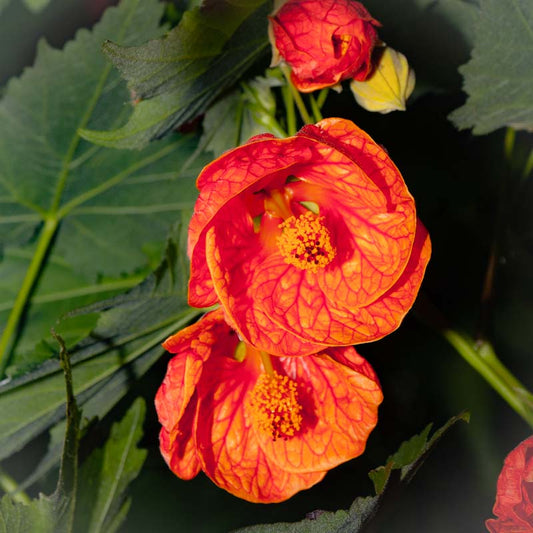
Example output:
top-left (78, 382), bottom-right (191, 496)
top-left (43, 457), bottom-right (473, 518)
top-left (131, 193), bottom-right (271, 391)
top-left (205, 221), bottom-right (327, 356)
top-left (159, 398), bottom-right (201, 480)
top-left (188, 117), bottom-right (430, 355)
top-left (157, 312), bottom-right (382, 502)
top-left (252, 348), bottom-right (382, 474)
top-left (189, 136), bottom-right (317, 307)
top-left (195, 352), bottom-right (325, 503)
top-left (159, 308), bottom-right (227, 423)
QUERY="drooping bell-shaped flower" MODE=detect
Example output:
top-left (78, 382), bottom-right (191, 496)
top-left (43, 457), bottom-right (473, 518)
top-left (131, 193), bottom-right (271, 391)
top-left (156, 309), bottom-right (383, 503)
top-left (188, 117), bottom-right (431, 356)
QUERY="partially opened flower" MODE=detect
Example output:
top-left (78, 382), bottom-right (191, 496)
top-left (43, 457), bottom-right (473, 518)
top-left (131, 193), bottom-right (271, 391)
top-left (486, 435), bottom-right (533, 532)
top-left (188, 117), bottom-right (431, 356)
top-left (155, 309), bottom-right (383, 503)
top-left (269, 0), bottom-right (380, 92)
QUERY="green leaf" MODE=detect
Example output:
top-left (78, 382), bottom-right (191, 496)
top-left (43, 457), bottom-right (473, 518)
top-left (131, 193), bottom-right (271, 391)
top-left (23, 0), bottom-right (50, 13)
top-left (0, 495), bottom-right (54, 533)
top-left (0, 0), bottom-right (209, 372)
top-left (450, 0), bottom-right (533, 133)
top-left (201, 74), bottom-right (286, 158)
top-left (0, 219), bottom-right (202, 465)
top-left (235, 413), bottom-right (469, 533)
top-left (362, 0), bottom-right (476, 91)
top-left (0, 333), bottom-right (81, 533)
top-left (73, 398), bottom-right (147, 533)
top-left (80, 0), bottom-right (271, 149)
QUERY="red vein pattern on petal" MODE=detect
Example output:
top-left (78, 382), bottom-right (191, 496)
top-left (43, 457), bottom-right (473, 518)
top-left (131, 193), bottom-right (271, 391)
top-left (270, 0), bottom-right (379, 91)
top-left (188, 136), bottom-right (316, 307)
top-left (158, 397), bottom-right (201, 480)
top-left (195, 339), bottom-right (326, 503)
top-left (252, 349), bottom-right (382, 474)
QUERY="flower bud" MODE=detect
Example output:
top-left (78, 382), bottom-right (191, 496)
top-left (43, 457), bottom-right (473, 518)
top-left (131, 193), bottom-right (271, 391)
top-left (350, 47), bottom-right (415, 113)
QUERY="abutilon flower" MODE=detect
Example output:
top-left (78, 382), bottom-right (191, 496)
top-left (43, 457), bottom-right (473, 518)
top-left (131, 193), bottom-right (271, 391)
top-left (155, 309), bottom-right (383, 503)
top-left (269, 0), bottom-right (380, 92)
top-left (188, 117), bottom-right (431, 356)
top-left (486, 435), bottom-right (533, 532)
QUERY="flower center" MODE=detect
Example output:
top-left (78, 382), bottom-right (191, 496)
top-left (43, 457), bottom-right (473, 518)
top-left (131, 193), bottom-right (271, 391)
top-left (277, 211), bottom-right (336, 272)
top-left (249, 371), bottom-right (303, 441)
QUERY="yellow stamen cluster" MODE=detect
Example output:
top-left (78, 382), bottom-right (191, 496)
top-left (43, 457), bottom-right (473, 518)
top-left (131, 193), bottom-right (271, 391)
top-left (277, 211), bottom-right (336, 272)
top-left (249, 371), bottom-right (303, 441)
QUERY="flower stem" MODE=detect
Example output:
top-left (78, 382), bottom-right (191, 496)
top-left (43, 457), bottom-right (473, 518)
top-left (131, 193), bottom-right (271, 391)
top-left (522, 148), bottom-right (533, 181)
top-left (415, 294), bottom-right (533, 429)
top-left (0, 466), bottom-right (31, 504)
top-left (309, 94), bottom-right (323, 123)
top-left (282, 83), bottom-right (297, 136)
top-left (0, 217), bottom-right (59, 376)
top-left (280, 65), bottom-right (313, 125)
top-left (442, 330), bottom-right (533, 428)
top-left (316, 88), bottom-right (329, 109)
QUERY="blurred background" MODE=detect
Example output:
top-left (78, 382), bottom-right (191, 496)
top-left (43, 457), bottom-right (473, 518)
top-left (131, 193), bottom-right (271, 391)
top-left (1, 1), bottom-right (531, 532)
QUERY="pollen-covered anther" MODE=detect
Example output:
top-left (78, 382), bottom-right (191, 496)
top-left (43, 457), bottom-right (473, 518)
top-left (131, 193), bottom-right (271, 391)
top-left (249, 371), bottom-right (303, 441)
top-left (277, 211), bottom-right (336, 272)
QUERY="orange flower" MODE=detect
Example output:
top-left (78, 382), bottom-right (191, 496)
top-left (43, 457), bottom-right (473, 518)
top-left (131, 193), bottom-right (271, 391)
top-left (269, 0), bottom-right (380, 92)
top-left (188, 117), bottom-right (431, 356)
top-left (155, 309), bottom-right (383, 503)
top-left (486, 435), bottom-right (533, 532)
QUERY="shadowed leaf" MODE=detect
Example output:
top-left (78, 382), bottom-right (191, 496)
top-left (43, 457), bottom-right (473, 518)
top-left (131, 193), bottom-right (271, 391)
top-left (79, 0), bottom-right (271, 149)
top-left (450, 0), bottom-right (533, 133)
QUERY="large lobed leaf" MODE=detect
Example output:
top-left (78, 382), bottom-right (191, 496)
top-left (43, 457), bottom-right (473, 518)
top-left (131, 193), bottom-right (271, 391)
top-left (0, 0), bottom-right (208, 372)
top-left (0, 219), bottom-right (202, 468)
top-left (450, 0), bottom-right (533, 133)
top-left (80, 0), bottom-right (272, 149)
top-left (73, 397), bottom-right (147, 533)
top-left (0, 331), bottom-right (80, 533)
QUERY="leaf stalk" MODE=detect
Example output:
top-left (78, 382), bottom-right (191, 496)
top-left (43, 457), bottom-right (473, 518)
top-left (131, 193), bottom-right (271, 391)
top-left (0, 217), bottom-right (59, 376)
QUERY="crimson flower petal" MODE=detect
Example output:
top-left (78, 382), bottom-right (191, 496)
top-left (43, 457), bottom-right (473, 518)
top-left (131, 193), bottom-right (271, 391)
top-left (486, 435), bottom-right (533, 532)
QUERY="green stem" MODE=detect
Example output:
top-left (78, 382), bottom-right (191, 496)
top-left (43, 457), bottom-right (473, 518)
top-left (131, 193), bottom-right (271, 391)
top-left (316, 88), bottom-right (329, 109)
top-left (522, 148), bottom-right (533, 181)
top-left (415, 294), bottom-right (533, 429)
top-left (0, 217), bottom-right (59, 375)
top-left (442, 330), bottom-right (533, 428)
top-left (280, 65), bottom-right (313, 125)
top-left (309, 94), bottom-right (323, 123)
top-left (281, 83), bottom-right (297, 136)
top-left (0, 467), bottom-right (31, 504)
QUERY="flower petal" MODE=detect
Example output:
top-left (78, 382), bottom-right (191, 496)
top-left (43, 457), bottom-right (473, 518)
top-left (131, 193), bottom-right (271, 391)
top-left (252, 347), bottom-right (382, 474)
top-left (188, 136), bottom-right (316, 307)
top-left (194, 333), bottom-right (326, 503)
top-left (269, 0), bottom-right (379, 92)
top-left (158, 397), bottom-right (201, 480)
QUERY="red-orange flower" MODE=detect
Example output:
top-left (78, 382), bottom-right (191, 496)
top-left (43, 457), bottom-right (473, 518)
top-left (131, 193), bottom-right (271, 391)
top-left (269, 0), bottom-right (380, 92)
top-left (486, 435), bottom-right (533, 532)
top-left (155, 309), bottom-right (383, 503)
top-left (188, 117), bottom-right (431, 356)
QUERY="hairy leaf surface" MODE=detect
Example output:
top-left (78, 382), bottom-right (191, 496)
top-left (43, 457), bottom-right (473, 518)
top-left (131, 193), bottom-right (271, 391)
top-left (80, 0), bottom-right (271, 149)
top-left (0, 0), bottom-right (207, 371)
top-left (450, 0), bottom-right (533, 133)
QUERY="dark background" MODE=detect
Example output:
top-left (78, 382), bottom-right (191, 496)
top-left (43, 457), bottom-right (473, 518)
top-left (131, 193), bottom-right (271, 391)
top-left (1, 1), bottom-right (531, 532)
